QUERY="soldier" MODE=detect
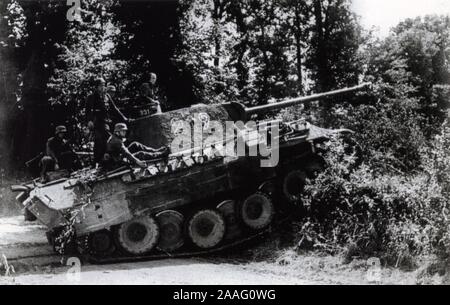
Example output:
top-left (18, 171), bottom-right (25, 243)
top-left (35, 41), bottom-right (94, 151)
top-left (149, 73), bottom-right (159, 97)
top-left (86, 77), bottom-right (128, 165)
top-left (102, 123), bottom-right (168, 170)
top-left (135, 83), bottom-right (162, 115)
top-left (40, 125), bottom-right (79, 182)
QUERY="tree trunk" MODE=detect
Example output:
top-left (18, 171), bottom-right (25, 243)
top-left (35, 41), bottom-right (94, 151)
top-left (230, 1), bottom-right (249, 94)
top-left (313, 0), bottom-right (328, 91)
top-left (294, 4), bottom-right (303, 94)
top-left (260, 24), bottom-right (270, 102)
top-left (212, 0), bottom-right (223, 68)
top-left (17, 51), bottom-right (52, 163)
top-left (214, 28), bottom-right (221, 67)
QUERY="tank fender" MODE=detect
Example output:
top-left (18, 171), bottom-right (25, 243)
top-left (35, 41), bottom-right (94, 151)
top-left (24, 196), bottom-right (69, 230)
top-left (10, 185), bottom-right (31, 193)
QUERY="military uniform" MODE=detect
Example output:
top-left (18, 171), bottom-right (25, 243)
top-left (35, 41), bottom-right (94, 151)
top-left (102, 124), bottom-right (168, 170)
top-left (86, 91), bottom-right (127, 164)
top-left (133, 82), bottom-right (162, 117)
top-left (104, 133), bottom-right (132, 166)
top-left (40, 126), bottom-right (79, 181)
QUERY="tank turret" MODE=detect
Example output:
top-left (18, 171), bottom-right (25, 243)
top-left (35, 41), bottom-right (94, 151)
top-left (131, 83), bottom-right (371, 148)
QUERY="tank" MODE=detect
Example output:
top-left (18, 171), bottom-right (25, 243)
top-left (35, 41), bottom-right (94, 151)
top-left (11, 83), bottom-right (370, 259)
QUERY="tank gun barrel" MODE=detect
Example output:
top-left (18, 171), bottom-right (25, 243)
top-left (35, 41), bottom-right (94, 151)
top-left (245, 82), bottom-right (371, 115)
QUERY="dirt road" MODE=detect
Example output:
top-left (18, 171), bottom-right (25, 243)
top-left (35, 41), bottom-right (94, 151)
top-left (0, 216), bottom-right (437, 285)
top-left (1, 258), bottom-right (319, 285)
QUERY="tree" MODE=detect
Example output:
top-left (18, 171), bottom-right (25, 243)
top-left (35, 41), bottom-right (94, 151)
top-left (1, 1), bottom-right (67, 165)
top-left (307, 0), bottom-right (364, 92)
top-left (243, 0), bottom-right (293, 103)
top-left (280, 0), bottom-right (310, 94)
top-left (0, 0), bottom-right (27, 171)
top-left (175, 0), bottom-right (240, 104)
top-left (47, 0), bottom-right (129, 130)
top-left (364, 15), bottom-right (450, 130)
top-left (175, 0), bottom-right (366, 106)
top-left (391, 16), bottom-right (450, 114)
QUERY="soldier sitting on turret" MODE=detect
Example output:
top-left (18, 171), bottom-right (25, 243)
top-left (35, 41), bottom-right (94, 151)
top-left (102, 123), bottom-right (169, 170)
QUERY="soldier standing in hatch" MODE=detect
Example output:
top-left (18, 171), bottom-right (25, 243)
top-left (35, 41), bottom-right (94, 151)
top-left (146, 72), bottom-right (160, 104)
top-left (40, 125), bottom-right (79, 182)
top-left (86, 78), bottom-right (128, 166)
top-left (135, 73), bottom-right (163, 115)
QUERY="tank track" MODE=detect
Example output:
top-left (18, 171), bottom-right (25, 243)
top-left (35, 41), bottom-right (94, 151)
top-left (73, 202), bottom-right (292, 263)
top-left (85, 225), bottom-right (275, 265)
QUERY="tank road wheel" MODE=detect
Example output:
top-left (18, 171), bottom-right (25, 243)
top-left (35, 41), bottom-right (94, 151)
top-left (115, 216), bottom-right (160, 255)
top-left (187, 209), bottom-right (226, 249)
top-left (156, 210), bottom-right (185, 252)
top-left (282, 170), bottom-right (307, 204)
top-left (217, 200), bottom-right (242, 240)
top-left (239, 193), bottom-right (275, 230)
top-left (88, 230), bottom-right (115, 257)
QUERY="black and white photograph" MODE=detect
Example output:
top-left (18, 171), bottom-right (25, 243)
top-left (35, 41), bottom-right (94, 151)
top-left (0, 0), bottom-right (450, 289)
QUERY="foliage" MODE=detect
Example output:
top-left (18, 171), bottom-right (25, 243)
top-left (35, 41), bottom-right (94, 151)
top-left (175, 0), bottom-right (364, 105)
top-left (0, 0), bottom-right (28, 170)
top-left (298, 136), bottom-right (450, 268)
top-left (175, 0), bottom-right (240, 103)
top-left (0, 254), bottom-right (15, 276)
top-left (1, 0), bottom-right (28, 48)
top-left (337, 87), bottom-right (426, 172)
top-left (365, 15), bottom-right (450, 126)
top-left (294, 14), bottom-right (450, 267)
top-left (393, 16), bottom-right (450, 95)
top-left (305, 0), bottom-right (365, 91)
top-left (46, 0), bottom-right (130, 128)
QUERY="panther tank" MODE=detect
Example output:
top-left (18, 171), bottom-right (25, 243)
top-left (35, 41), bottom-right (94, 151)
top-left (11, 83), bottom-right (369, 260)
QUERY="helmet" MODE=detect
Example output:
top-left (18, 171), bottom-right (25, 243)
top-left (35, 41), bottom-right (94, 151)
top-left (107, 85), bottom-right (116, 93)
top-left (93, 77), bottom-right (106, 86)
top-left (114, 123), bottom-right (128, 133)
top-left (55, 125), bottom-right (67, 135)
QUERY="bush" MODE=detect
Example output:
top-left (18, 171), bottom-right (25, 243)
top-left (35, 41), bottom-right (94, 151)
top-left (296, 133), bottom-right (450, 269)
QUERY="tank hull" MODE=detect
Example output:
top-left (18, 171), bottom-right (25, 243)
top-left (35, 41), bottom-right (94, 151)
top-left (13, 90), bottom-right (362, 258)
top-left (18, 128), bottom-right (328, 257)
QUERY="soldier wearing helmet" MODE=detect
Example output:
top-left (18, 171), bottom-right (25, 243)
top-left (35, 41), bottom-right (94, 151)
top-left (102, 123), bottom-right (169, 170)
top-left (40, 125), bottom-right (79, 182)
top-left (86, 77), bottom-right (128, 166)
